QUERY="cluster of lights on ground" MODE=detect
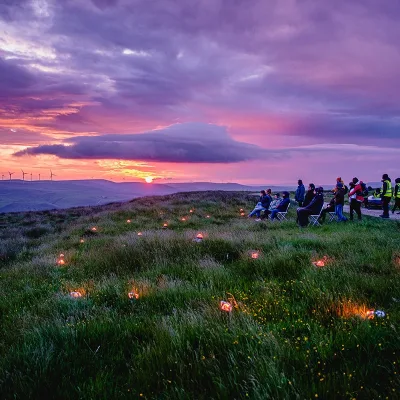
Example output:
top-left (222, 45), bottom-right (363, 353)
top-left (56, 208), bottom-right (386, 320)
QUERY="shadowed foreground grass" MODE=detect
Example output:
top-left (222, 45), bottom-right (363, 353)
top-left (0, 191), bottom-right (399, 399)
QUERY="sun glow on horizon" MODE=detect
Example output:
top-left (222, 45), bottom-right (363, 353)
top-left (145, 176), bottom-right (153, 183)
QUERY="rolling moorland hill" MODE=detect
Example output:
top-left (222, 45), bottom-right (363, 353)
top-left (0, 180), bottom-right (296, 213)
top-left (0, 191), bottom-right (399, 399)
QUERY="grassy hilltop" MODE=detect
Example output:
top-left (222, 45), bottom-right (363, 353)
top-left (0, 191), bottom-right (399, 399)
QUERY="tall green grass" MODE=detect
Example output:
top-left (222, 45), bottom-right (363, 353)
top-left (0, 191), bottom-right (399, 399)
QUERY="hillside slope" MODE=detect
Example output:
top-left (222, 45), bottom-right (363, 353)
top-left (0, 191), bottom-right (399, 399)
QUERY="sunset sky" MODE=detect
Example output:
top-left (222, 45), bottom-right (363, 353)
top-left (1, 0), bottom-right (399, 184)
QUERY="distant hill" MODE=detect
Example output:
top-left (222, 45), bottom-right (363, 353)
top-left (0, 180), bottom-right (295, 213)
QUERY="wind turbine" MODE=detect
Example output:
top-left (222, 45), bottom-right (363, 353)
top-left (1, 174), bottom-right (4, 180)
top-left (8, 171), bottom-right (14, 181)
top-left (38, 173), bottom-right (41, 181)
top-left (21, 169), bottom-right (28, 181)
top-left (50, 170), bottom-right (56, 181)
top-left (30, 173), bottom-right (33, 181)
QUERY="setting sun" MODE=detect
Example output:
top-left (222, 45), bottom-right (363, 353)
top-left (145, 176), bottom-right (153, 183)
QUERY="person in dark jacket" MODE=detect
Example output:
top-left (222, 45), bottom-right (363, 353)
top-left (297, 187), bottom-right (324, 227)
top-left (270, 191), bottom-right (290, 220)
top-left (380, 173), bottom-right (392, 218)
top-left (295, 180), bottom-right (305, 206)
top-left (334, 182), bottom-right (347, 221)
top-left (260, 189), bottom-right (273, 220)
top-left (303, 183), bottom-right (315, 207)
top-left (392, 178), bottom-right (400, 214)
top-left (318, 197), bottom-right (335, 224)
top-left (248, 190), bottom-right (271, 220)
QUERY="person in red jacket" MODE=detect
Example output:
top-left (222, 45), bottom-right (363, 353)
top-left (348, 177), bottom-right (364, 221)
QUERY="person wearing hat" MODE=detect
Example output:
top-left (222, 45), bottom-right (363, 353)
top-left (303, 183), bottom-right (315, 207)
top-left (334, 182), bottom-right (347, 221)
top-left (392, 178), bottom-right (400, 214)
top-left (270, 191), bottom-right (290, 220)
top-left (380, 173), bottom-right (392, 218)
top-left (297, 187), bottom-right (324, 227)
top-left (335, 177), bottom-right (348, 195)
top-left (295, 180), bottom-right (305, 207)
top-left (348, 177), bottom-right (363, 221)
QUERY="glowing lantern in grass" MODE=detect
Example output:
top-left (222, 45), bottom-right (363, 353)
top-left (313, 260), bottom-right (325, 268)
top-left (181, 217), bottom-right (187, 222)
top-left (220, 300), bottom-right (232, 313)
top-left (128, 290), bottom-right (140, 300)
top-left (127, 219), bottom-right (131, 223)
top-left (206, 215), bottom-right (210, 219)
top-left (91, 227), bottom-right (97, 232)
top-left (193, 233), bottom-right (204, 243)
top-left (240, 212), bottom-right (245, 216)
top-left (137, 232), bottom-right (143, 236)
top-left (70, 291), bottom-right (82, 298)
top-left (250, 251), bottom-right (260, 260)
top-left (162, 223), bottom-right (168, 229)
top-left (57, 253), bottom-right (65, 265)
top-left (190, 209), bottom-right (194, 213)
top-left (80, 239), bottom-right (85, 243)
top-left (312, 256), bottom-right (329, 268)
top-left (338, 302), bottom-right (382, 320)
top-left (366, 310), bottom-right (375, 320)
top-left (240, 208), bottom-right (243, 212)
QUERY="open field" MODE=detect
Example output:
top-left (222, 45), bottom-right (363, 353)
top-left (0, 191), bottom-right (399, 399)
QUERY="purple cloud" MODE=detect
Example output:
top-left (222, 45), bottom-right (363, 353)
top-left (1, 0), bottom-right (400, 182)
top-left (13, 122), bottom-right (274, 162)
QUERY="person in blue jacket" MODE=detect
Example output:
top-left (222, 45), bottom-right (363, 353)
top-left (297, 187), bottom-right (324, 227)
top-left (270, 191), bottom-right (290, 220)
top-left (295, 179), bottom-right (305, 206)
top-left (248, 190), bottom-right (272, 220)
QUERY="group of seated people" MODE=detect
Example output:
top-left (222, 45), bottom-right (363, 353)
top-left (248, 189), bottom-right (290, 221)
top-left (248, 182), bottom-right (345, 227)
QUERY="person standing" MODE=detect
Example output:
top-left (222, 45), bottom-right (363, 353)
top-left (334, 183), bottom-right (347, 221)
top-left (392, 178), bottom-right (400, 214)
top-left (295, 180), bottom-right (305, 207)
top-left (380, 174), bottom-right (392, 218)
top-left (348, 177), bottom-right (363, 221)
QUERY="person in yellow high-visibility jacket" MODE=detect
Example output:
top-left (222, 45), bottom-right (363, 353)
top-left (392, 178), bottom-right (400, 215)
top-left (380, 173), bottom-right (392, 218)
